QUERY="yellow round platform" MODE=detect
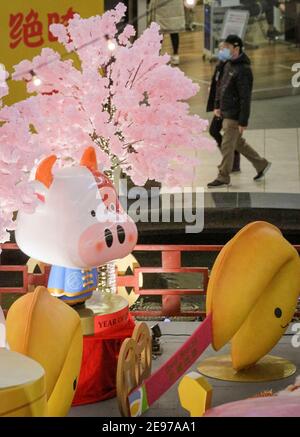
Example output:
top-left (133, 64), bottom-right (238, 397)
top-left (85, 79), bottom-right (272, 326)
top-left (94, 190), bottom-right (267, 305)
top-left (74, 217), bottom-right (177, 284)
top-left (0, 349), bottom-right (46, 416)
top-left (197, 354), bottom-right (296, 382)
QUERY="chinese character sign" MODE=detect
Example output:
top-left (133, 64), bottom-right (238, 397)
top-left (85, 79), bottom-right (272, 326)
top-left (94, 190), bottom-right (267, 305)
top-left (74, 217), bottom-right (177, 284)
top-left (0, 0), bottom-right (104, 104)
top-left (10, 9), bottom-right (45, 49)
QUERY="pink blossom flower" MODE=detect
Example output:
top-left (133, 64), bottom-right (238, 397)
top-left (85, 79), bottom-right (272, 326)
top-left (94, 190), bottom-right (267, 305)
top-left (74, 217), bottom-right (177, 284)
top-left (0, 2), bottom-right (211, 244)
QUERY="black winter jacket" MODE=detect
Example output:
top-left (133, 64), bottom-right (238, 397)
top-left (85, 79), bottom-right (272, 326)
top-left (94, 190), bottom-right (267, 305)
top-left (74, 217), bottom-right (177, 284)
top-left (206, 61), bottom-right (225, 113)
top-left (214, 52), bottom-right (253, 127)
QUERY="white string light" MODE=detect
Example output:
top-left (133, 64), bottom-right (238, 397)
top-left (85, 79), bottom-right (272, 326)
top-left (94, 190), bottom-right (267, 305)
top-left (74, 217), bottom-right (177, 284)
top-left (30, 70), bottom-right (42, 87)
top-left (33, 76), bottom-right (42, 87)
top-left (104, 34), bottom-right (117, 52)
top-left (107, 39), bottom-right (116, 52)
top-left (184, 0), bottom-right (197, 8)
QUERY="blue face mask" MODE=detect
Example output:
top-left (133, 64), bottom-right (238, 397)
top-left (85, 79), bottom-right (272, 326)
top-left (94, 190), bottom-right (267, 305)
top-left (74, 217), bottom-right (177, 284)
top-left (218, 47), bottom-right (232, 62)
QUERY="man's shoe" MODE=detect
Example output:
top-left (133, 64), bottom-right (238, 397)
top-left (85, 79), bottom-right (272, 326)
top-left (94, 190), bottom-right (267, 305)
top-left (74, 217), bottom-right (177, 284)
top-left (171, 55), bottom-right (180, 65)
top-left (267, 28), bottom-right (282, 40)
top-left (231, 168), bottom-right (241, 174)
top-left (253, 162), bottom-right (271, 181)
top-left (207, 179), bottom-right (230, 188)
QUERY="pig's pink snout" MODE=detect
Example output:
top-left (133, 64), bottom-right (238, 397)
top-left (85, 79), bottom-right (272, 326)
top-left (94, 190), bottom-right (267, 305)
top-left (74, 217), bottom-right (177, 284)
top-left (79, 221), bottom-right (137, 267)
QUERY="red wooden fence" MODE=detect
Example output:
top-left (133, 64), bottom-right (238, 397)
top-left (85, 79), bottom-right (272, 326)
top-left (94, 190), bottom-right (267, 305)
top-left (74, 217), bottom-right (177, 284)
top-left (1, 243), bottom-right (300, 318)
top-left (117, 245), bottom-right (223, 317)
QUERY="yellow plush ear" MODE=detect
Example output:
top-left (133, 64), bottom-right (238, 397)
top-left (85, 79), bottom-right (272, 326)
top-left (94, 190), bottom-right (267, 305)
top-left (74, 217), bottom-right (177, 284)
top-left (6, 287), bottom-right (83, 416)
top-left (206, 221), bottom-right (300, 352)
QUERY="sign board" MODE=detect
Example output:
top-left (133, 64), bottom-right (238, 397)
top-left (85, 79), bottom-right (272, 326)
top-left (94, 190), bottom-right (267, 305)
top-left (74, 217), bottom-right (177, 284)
top-left (220, 0), bottom-right (241, 7)
top-left (220, 9), bottom-right (249, 40)
top-left (0, 1), bottom-right (104, 105)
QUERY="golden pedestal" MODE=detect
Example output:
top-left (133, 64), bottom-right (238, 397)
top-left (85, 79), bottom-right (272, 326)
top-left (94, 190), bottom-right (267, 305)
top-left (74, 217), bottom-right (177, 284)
top-left (0, 349), bottom-right (47, 417)
top-left (197, 354), bottom-right (296, 382)
top-left (75, 291), bottom-right (129, 336)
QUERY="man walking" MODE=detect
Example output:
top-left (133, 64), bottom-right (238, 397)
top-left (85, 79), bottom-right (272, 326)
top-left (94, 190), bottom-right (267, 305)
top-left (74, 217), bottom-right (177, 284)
top-left (207, 42), bottom-right (240, 173)
top-left (207, 34), bottom-right (271, 188)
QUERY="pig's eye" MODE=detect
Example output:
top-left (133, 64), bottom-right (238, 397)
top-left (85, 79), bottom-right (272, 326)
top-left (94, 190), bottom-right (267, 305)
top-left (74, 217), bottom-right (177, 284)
top-left (274, 307), bottom-right (282, 318)
top-left (109, 203), bottom-right (116, 212)
top-left (91, 210), bottom-right (96, 217)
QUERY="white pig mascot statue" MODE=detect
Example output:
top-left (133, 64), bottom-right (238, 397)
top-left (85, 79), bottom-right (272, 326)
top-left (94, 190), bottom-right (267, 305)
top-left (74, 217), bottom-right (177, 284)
top-left (15, 146), bottom-right (138, 305)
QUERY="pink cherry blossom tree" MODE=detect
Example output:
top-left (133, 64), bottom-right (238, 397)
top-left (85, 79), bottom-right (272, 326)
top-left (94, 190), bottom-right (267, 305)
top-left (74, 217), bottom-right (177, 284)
top-left (0, 2), bottom-right (209, 244)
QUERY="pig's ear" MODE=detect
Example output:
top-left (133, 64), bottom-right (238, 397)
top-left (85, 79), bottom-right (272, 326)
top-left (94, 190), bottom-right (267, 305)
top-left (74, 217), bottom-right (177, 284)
top-left (35, 155), bottom-right (57, 188)
top-left (80, 146), bottom-right (98, 172)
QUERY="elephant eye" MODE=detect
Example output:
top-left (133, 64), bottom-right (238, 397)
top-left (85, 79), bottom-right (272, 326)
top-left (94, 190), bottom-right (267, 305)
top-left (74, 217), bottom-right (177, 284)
top-left (91, 210), bottom-right (96, 217)
top-left (73, 378), bottom-right (77, 391)
top-left (274, 307), bottom-right (282, 318)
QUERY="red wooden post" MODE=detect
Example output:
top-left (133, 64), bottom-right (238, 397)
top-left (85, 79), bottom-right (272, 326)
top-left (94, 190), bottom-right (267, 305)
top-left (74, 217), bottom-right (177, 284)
top-left (161, 250), bottom-right (181, 316)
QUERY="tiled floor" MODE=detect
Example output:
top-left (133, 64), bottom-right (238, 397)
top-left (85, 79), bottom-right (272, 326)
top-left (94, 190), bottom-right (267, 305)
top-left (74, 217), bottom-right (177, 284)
top-left (187, 127), bottom-right (300, 193)
top-left (158, 17), bottom-right (300, 194)
top-left (69, 321), bottom-right (300, 417)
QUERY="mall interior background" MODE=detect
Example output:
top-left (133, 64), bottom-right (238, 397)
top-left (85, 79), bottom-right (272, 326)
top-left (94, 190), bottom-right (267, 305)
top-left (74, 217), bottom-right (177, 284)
top-left (106, 0), bottom-right (300, 194)
top-left (1, 0), bottom-right (300, 419)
